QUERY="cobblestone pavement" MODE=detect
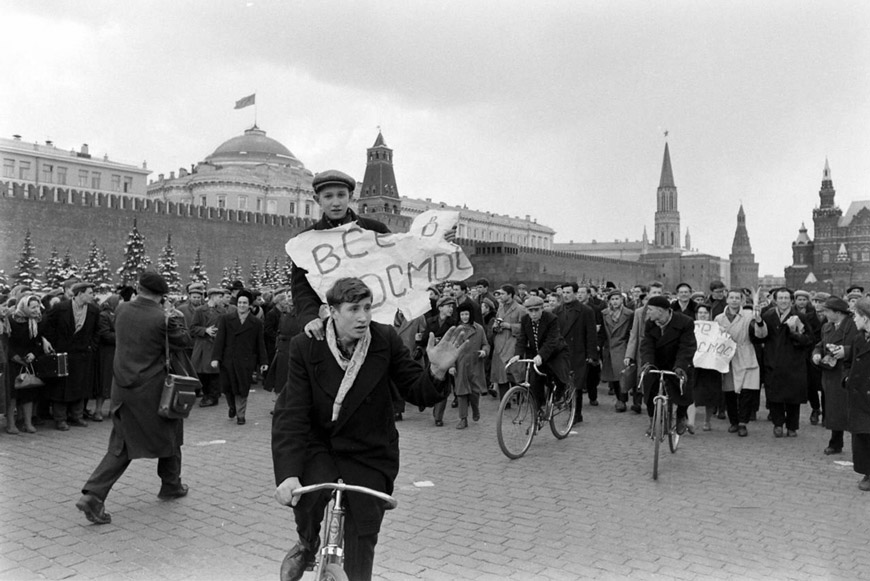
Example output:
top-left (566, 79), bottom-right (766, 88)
top-left (2, 386), bottom-right (869, 581)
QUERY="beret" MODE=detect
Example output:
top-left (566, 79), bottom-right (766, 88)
top-left (647, 296), bottom-right (671, 310)
top-left (523, 295), bottom-right (545, 309)
top-left (71, 281), bottom-right (95, 294)
top-left (794, 290), bottom-right (811, 298)
top-left (207, 287), bottom-right (226, 296)
top-left (187, 283), bottom-right (205, 294)
top-left (312, 169), bottom-right (356, 194)
top-left (847, 286), bottom-right (865, 294)
top-left (823, 297), bottom-right (851, 314)
top-left (230, 280), bottom-right (245, 291)
top-left (709, 280), bottom-right (726, 291)
top-left (436, 296), bottom-right (457, 308)
top-left (138, 273), bottom-right (168, 295)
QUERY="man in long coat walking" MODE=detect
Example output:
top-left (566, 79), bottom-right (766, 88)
top-left (554, 282), bottom-right (597, 423)
top-left (76, 272), bottom-right (191, 525)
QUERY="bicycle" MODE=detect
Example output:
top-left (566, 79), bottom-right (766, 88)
top-left (289, 480), bottom-right (398, 581)
top-left (496, 359), bottom-right (576, 459)
top-left (637, 366), bottom-right (686, 480)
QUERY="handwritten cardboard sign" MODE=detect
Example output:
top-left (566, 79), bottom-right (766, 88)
top-left (693, 321), bottom-right (736, 372)
top-left (285, 210), bottom-right (474, 324)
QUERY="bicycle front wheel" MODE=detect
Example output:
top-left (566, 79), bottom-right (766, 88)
top-left (652, 398), bottom-right (664, 480)
top-left (497, 385), bottom-right (537, 459)
top-left (549, 385), bottom-right (576, 439)
top-left (320, 563), bottom-right (349, 581)
top-left (667, 400), bottom-right (681, 453)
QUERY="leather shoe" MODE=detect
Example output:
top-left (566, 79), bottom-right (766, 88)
top-left (68, 418), bottom-right (88, 428)
top-left (824, 446), bottom-right (842, 455)
top-left (773, 426), bottom-right (784, 438)
top-left (280, 540), bottom-right (319, 581)
top-left (738, 425), bottom-right (748, 437)
top-left (76, 494), bottom-right (111, 525)
top-left (630, 404), bottom-right (642, 414)
top-left (786, 429), bottom-right (797, 437)
top-left (456, 418), bottom-right (468, 430)
top-left (237, 417), bottom-right (246, 425)
top-left (228, 406), bottom-right (236, 419)
top-left (615, 400), bottom-right (627, 413)
top-left (728, 424), bottom-right (739, 433)
top-left (157, 483), bottom-right (189, 499)
top-left (434, 420), bottom-right (444, 427)
top-left (472, 412), bottom-right (480, 422)
top-left (199, 397), bottom-right (218, 408)
top-left (589, 400), bottom-right (599, 406)
top-left (55, 421), bottom-right (70, 431)
top-left (676, 418), bottom-right (688, 435)
top-left (860, 476), bottom-right (870, 492)
top-left (810, 410), bottom-right (820, 425)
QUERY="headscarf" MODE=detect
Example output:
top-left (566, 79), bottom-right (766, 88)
top-left (13, 294), bottom-right (41, 339)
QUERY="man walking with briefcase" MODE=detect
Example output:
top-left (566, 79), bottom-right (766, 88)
top-left (76, 271), bottom-right (192, 525)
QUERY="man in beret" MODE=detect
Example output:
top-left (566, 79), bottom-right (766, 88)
top-left (640, 295), bottom-right (697, 435)
top-left (76, 272), bottom-right (192, 525)
top-left (43, 281), bottom-right (100, 430)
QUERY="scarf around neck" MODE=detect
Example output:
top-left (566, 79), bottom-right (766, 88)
top-left (325, 316), bottom-right (372, 422)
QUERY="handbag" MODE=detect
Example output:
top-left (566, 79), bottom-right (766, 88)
top-left (14, 364), bottom-right (45, 390)
top-left (32, 352), bottom-right (69, 378)
top-left (157, 321), bottom-right (201, 420)
top-left (619, 362), bottom-right (638, 396)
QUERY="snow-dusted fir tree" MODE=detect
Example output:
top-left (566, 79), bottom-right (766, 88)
top-left (97, 249), bottom-right (113, 287)
top-left (82, 240), bottom-right (102, 283)
top-left (260, 257), bottom-right (273, 288)
top-left (44, 246), bottom-right (65, 288)
top-left (157, 233), bottom-right (181, 293)
top-left (188, 247), bottom-right (209, 286)
top-left (13, 229), bottom-right (42, 288)
top-left (59, 249), bottom-right (80, 282)
top-left (117, 219), bottom-right (149, 284)
top-left (247, 260), bottom-right (261, 288)
top-left (220, 267), bottom-right (231, 289)
top-left (281, 255), bottom-right (293, 287)
top-left (0, 269), bottom-right (10, 294)
top-left (230, 257), bottom-right (243, 283)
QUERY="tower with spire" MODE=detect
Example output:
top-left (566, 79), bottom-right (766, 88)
top-left (654, 141), bottom-right (681, 248)
top-left (357, 130), bottom-right (411, 231)
top-left (729, 204), bottom-right (759, 289)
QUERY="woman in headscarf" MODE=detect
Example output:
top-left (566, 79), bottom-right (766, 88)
top-left (450, 302), bottom-right (489, 429)
top-left (6, 295), bottom-right (53, 434)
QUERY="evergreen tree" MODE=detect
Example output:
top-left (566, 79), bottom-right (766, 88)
top-left (97, 249), bottom-right (113, 287)
top-left (261, 257), bottom-right (273, 288)
top-left (117, 219), bottom-right (149, 284)
top-left (0, 269), bottom-right (9, 294)
top-left (44, 246), bottom-right (65, 288)
top-left (13, 229), bottom-right (42, 288)
top-left (248, 260), bottom-right (261, 288)
top-left (221, 267), bottom-right (231, 289)
top-left (82, 240), bottom-right (102, 284)
top-left (230, 257), bottom-right (243, 282)
top-left (157, 233), bottom-right (181, 293)
top-left (189, 247), bottom-right (209, 286)
top-left (281, 255), bottom-right (294, 286)
top-left (59, 248), bottom-right (80, 282)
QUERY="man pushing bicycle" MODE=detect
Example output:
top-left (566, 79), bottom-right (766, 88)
top-left (637, 295), bottom-right (697, 436)
top-left (272, 277), bottom-right (467, 581)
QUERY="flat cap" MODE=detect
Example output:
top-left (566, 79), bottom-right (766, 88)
top-left (847, 291), bottom-right (863, 300)
top-left (312, 169), bottom-right (356, 194)
top-left (823, 296), bottom-right (851, 314)
top-left (436, 296), bottom-right (456, 308)
top-left (813, 291), bottom-right (831, 301)
top-left (523, 295), bottom-right (545, 309)
top-left (207, 287), bottom-right (226, 297)
top-left (187, 283), bottom-right (205, 294)
top-left (647, 296), bottom-right (672, 310)
top-left (794, 290), bottom-right (811, 299)
top-left (71, 281), bottom-right (95, 294)
top-left (138, 272), bottom-right (169, 295)
top-left (847, 285), bottom-right (865, 295)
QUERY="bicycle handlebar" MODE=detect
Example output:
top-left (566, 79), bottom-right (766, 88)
top-left (291, 481), bottom-right (399, 510)
top-left (637, 366), bottom-right (686, 395)
top-left (505, 358), bottom-right (546, 376)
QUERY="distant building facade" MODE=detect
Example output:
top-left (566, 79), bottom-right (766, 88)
top-left (785, 160), bottom-right (870, 295)
top-left (1, 134), bottom-right (150, 198)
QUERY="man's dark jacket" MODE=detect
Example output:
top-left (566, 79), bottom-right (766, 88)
top-left (553, 300), bottom-right (598, 384)
top-left (640, 310), bottom-right (697, 406)
top-left (514, 310), bottom-right (572, 386)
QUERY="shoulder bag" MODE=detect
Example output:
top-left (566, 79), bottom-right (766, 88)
top-left (157, 321), bottom-right (200, 419)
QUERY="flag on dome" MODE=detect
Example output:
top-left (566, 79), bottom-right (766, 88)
top-left (234, 94), bottom-right (256, 109)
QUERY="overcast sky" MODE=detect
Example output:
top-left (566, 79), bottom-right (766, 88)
top-left (3, 0), bottom-right (869, 277)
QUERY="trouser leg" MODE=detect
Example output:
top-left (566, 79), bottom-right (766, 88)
top-left (293, 489), bottom-right (331, 550)
top-left (676, 404), bottom-right (688, 421)
top-left (769, 402), bottom-right (785, 427)
top-left (226, 391), bottom-right (236, 412)
top-left (469, 393), bottom-right (480, 419)
top-left (157, 448), bottom-right (182, 488)
top-left (724, 392), bottom-right (739, 425)
top-left (611, 381), bottom-right (627, 403)
top-left (432, 399), bottom-right (446, 422)
top-left (645, 385), bottom-right (655, 418)
top-left (830, 430), bottom-right (844, 450)
top-left (342, 509), bottom-right (379, 581)
top-left (586, 364), bottom-right (599, 403)
top-left (497, 382), bottom-right (510, 401)
top-left (82, 442), bottom-right (132, 502)
top-left (235, 395), bottom-right (248, 420)
top-left (202, 374), bottom-right (221, 400)
top-left (738, 391), bottom-right (754, 425)
top-left (52, 401), bottom-right (68, 422)
top-left (458, 395), bottom-right (469, 420)
top-left (785, 403), bottom-right (801, 431)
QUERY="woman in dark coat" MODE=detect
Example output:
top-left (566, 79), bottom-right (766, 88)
top-left (844, 298), bottom-right (870, 491)
top-left (6, 295), bottom-right (50, 433)
top-left (264, 294), bottom-right (304, 395)
top-left (211, 290), bottom-right (268, 425)
top-left (93, 295), bottom-right (120, 422)
top-left (812, 297), bottom-right (856, 455)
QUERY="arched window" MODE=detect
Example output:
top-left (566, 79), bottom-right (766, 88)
top-left (670, 232), bottom-right (675, 246)
top-left (863, 248), bottom-right (870, 262)
top-left (822, 250), bottom-right (830, 263)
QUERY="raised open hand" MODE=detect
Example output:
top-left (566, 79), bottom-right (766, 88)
top-left (427, 326), bottom-right (470, 379)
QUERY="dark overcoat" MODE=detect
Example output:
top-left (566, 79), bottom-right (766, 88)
top-left (514, 311), bottom-right (572, 387)
top-left (212, 312), bottom-right (268, 397)
top-left (813, 317), bottom-right (857, 431)
top-left (190, 304), bottom-right (225, 375)
top-left (291, 209), bottom-right (390, 327)
top-left (750, 307), bottom-right (812, 404)
top-left (109, 297), bottom-right (191, 459)
top-left (43, 300), bottom-right (99, 402)
top-left (553, 300), bottom-right (597, 388)
top-left (272, 322), bottom-right (448, 535)
top-left (96, 308), bottom-right (116, 399)
top-left (264, 309), bottom-right (305, 394)
top-left (639, 311), bottom-right (696, 407)
top-left (845, 333), bottom-right (870, 434)
top-left (601, 307), bottom-right (634, 382)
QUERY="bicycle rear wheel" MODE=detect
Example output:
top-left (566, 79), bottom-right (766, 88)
top-left (549, 385), bottom-right (576, 439)
top-left (321, 562), bottom-right (349, 581)
top-left (667, 400), bottom-right (681, 453)
top-left (652, 398), bottom-right (664, 480)
top-left (496, 385), bottom-right (537, 459)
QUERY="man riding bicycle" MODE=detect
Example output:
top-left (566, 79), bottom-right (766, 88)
top-left (508, 295), bottom-right (572, 413)
top-left (639, 295), bottom-right (697, 435)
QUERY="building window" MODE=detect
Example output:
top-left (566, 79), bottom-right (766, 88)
top-left (57, 167), bottom-right (67, 185)
top-left (111, 174), bottom-right (121, 191)
top-left (822, 250), bottom-right (830, 263)
top-left (200, 195), bottom-right (207, 206)
top-left (863, 249), bottom-right (870, 262)
top-left (289, 202), bottom-right (296, 214)
top-left (256, 198), bottom-right (262, 212)
top-left (305, 202), bottom-right (312, 216)
top-left (217, 195), bottom-right (226, 209)
top-left (2, 159), bottom-right (13, 178)
top-left (19, 161), bottom-right (31, 180)
top-left (123, 176), bottom-right (133, 193)
top-left (78, 169), bottom-right (88, 187)
top-left (42, 164), bottom-right (53, 183)
top-left (238, 196), bottom-right (248, 210)
top-left (91, 172), bottom-right (101, 190)
top-left (267, 200), bottom-right (277, 214)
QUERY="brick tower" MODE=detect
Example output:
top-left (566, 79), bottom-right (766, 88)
top-left (654, 141), bottom-right (681, 248)
top-left (729, 204), bottom-right (759, 289)
top-left (357, 131), bottom-right (411, 232)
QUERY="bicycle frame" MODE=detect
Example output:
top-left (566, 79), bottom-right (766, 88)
top-left (291, 480), bottom-right (398, 579)
top-left (637, 366), bottom-right (686, 479)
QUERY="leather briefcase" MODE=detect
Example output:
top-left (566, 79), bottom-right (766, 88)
top-left (32, 352), bottom-right (69, 378)
top-left (157, 374), bottom-right (200, 420)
